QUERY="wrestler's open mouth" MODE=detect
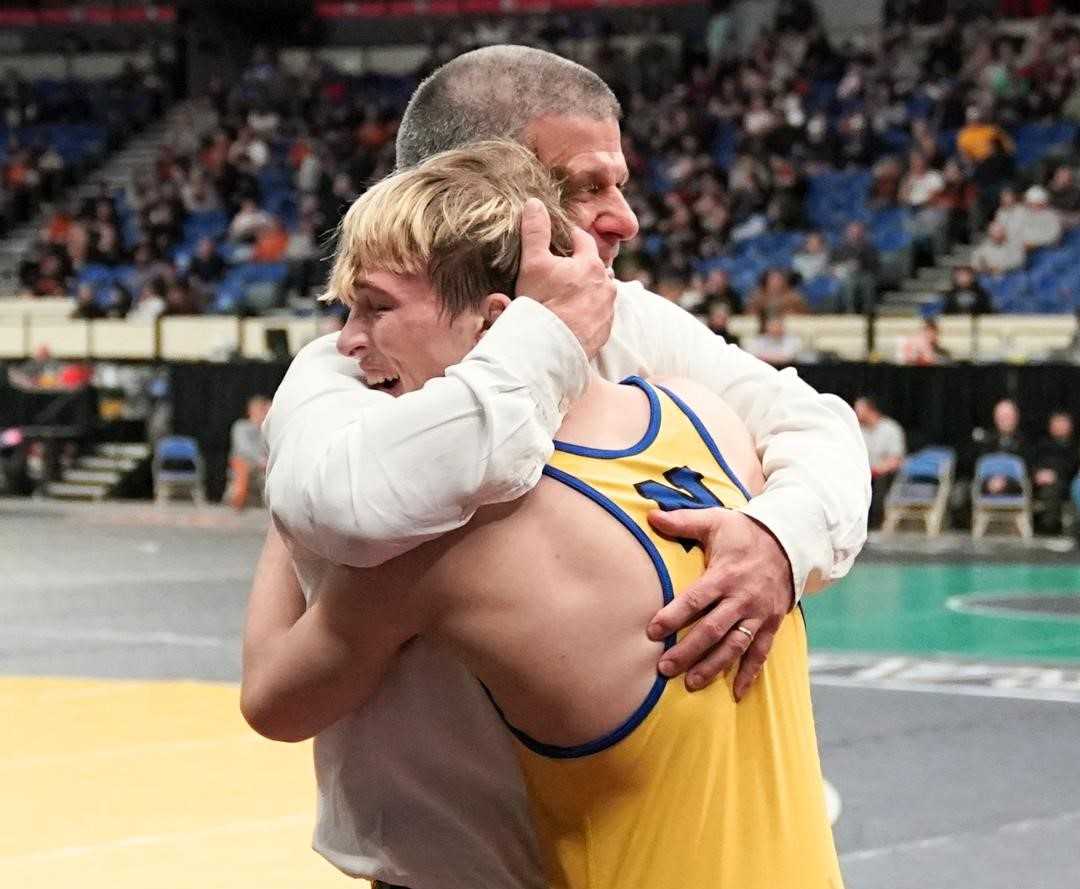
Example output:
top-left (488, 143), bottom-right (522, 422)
top-left (364, 373), bottom-right (400, 394)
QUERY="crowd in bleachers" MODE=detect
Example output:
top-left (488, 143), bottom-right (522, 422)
top-left (1, 56), bottom-right (170, 239)
top-left (13, 4), bottom-right (1080, 326)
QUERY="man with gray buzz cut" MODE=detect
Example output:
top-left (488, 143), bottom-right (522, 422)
top-left (395, 45), bottom-right (622, 170)
top-left (251, 44), bottom-right (870, 889)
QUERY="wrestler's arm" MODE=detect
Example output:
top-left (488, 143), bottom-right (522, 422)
top-left (240, 537), bottom-right (436, 743)
top-left (265, 202), bottom-right (609, 569)
top-left (265, 300), bottom-right (587, 568)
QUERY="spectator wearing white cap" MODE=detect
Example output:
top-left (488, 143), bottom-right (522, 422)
top-left (1015, 185), bottom-right (1063, 251)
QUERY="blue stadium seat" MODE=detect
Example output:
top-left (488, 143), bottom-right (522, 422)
top-left (971, 453), bottom-right (1031, 538)
top-left (153, 436), bottom-right (205, 505)
top-left (883, 447), bottom-right (956, 536)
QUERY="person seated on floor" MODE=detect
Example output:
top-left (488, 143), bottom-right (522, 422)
top-left (974, 399), bottom-right (1027, 497)
top-left (226, 395), bottom-right (271, 510)
top-left (1031, 411), bottom-right (1078, 535)
top-left (854, 395), bottom-right (906, 529)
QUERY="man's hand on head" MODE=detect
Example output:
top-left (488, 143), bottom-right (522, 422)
top-left (515, 197), bottom-right (615, 359)
top-left (645, 508), bottom-right (795, 701)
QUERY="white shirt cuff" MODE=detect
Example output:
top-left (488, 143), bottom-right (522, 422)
top-left (470, 296), bottom-right (591, 432)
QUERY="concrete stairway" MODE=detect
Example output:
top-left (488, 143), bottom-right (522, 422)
top-left (44, 442), bottom-right (151, 501)
top-left (878, 245), bottom-right (974, 316)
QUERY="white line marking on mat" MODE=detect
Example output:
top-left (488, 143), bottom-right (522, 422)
top-left (812, 675), bottom-right (1080, 704)
top-left (0, 813), bottom-right (312, 864)
top-left (0, 625), bottom-right (235, 648)
top-left (840, 809), bottom-right (1080, 863)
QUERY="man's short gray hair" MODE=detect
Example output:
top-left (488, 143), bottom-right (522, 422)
top-left (396, 45), bottom-right (621, 170)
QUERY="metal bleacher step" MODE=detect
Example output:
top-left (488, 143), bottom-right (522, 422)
top-left (63, 468), bottom-right (123, 486)
top-left (44, 481), bottom-right (109, 501)
top-left (78, 455), bottom-right (138, 472)
top-left (96, 443), bottom-right (151, 460)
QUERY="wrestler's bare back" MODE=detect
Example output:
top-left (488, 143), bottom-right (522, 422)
top-left (243, 376), bottom-right (764, 746)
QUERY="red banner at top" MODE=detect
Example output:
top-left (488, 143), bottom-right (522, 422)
top-left (316, 0), bottom-right (695, 19)
top-left (0, 6), bottom-right (176, 28)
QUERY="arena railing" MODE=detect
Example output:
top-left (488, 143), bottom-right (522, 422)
top-left (0, 302), bottom-right (1076, 364)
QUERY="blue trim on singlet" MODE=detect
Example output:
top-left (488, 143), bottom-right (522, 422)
top-left (654, 384), bottom-right (754, 503)
top-left (552, 376), bottom-right (660, 458)
top-left (485, 462), bottom-right (676, 760)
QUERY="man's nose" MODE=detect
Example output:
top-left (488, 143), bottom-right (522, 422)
top-left (596, 191), bottom-right (640, 242)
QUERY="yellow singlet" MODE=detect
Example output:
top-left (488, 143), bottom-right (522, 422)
top-left (500, 377), bottom-right (844, 889)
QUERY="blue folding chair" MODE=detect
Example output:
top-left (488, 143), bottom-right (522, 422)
top-left (883, 447), bottom-right (955, 536)
top-left (971, 453), bottom-right (1031, 539)
top-left (153, 435), bottom-right (205, 505)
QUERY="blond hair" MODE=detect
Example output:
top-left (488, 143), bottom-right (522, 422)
top-left (327, 140), bottom-right (575, 316)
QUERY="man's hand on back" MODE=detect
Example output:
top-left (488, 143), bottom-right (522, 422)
top-left (646, 508), bottom-right (796, 701)
top-left (515, 197), bottom-right (615, 359)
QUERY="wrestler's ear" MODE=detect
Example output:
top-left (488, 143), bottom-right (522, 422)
top-left (479, 293), bottom-right (511, 332)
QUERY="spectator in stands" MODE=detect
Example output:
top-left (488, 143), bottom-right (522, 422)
top-left (854, 395), bottom-right (906, 529)
top-left (830, 221), bottom-right (881, 313)
top-left (972, 222), bottom-right (1025, 276)
top-left (71, 283), bottom-right (104, 320)
top-left (695, 267), bottom-right (741, 315)
top-left (88, 223), bottom-right (124, 267)
top-left (991, 187), bottom-right (1024, 248)
top-left (942, 265), bottom-right (994, 314)
top-left (975, 399), bottom-right (1027, 496)
top-left (228, 197), bottom-right (272, 247)
top-left (704, 300), bottom-right (738, 345)
top-left (745, 268), bottom-right (809, 317)
top-left (252, 217), bottom-right (289, 263)
top-left (227, 395), bottom-right (271, 511)
top-left (186, 237), bottom-right (226, 291)
top-left (30, 253), bottom-right (67, 297)
top-left (164, 281), bottom-right (203, 317)
top-left (1031, 411), bottom-right (1078, 534)
top-left (897, 317), bottom-right (953, 365)
top-left (900, 149), bottom-right (947, 258)
top-left (745, 312), bottom-right (804, 366)
top-left (792, 231), bottom-right (830, 282)
top-left (957, 106), bottom-right (1016, 168)
top-left (1015, 185), bottom-right (1063, 250)
top-left (935, 158), bottom-right (977, 245)
top-left (1048, 165), bottom-right (1080, 228)
top-left (128, 280), bottom-right (168, 322)
top-left (279, 217), bottom-right (323, 303)
top-left (870, 156), bottom-right (903, 209)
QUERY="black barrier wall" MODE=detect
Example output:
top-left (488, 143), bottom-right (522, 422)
top-left (167, 362), bottom-right (1080, 502)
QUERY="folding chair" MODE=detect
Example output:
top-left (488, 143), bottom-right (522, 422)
top-left (971, 453), bottom-right (1032, 539)
top-left (883, 447), bottom-right (955, 536)
top-left (153, 435), bottom-right (205, 505)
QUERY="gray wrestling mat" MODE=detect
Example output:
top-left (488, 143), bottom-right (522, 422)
top-left (2, 499), bottom-right (1077, 889)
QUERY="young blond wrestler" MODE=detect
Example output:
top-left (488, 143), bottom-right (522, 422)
top-left (242, 141), bottom-right (843, 889)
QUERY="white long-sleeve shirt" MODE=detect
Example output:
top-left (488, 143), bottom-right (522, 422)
top-left (263, 280), bottom-right (870, 888)
top-left (266, 280), bottom-right (869, 596)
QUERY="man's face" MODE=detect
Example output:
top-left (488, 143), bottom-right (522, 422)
top-left (853, 399), bottom-right (876, 426)
top-left (336, 270), bottom-right (486, 397)
top-left (994, 401), bottom-right (1019, 434)
top-left (1049, 413), bottom-right (1073, 441)
top-left (527, 115), bottom-right (638, 267)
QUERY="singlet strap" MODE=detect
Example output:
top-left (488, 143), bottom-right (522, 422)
top-left (485, 463), bottom-right (675, 760)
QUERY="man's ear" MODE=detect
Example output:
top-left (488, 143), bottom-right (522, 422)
top-left (481, 293), bottom-right (511, 331)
